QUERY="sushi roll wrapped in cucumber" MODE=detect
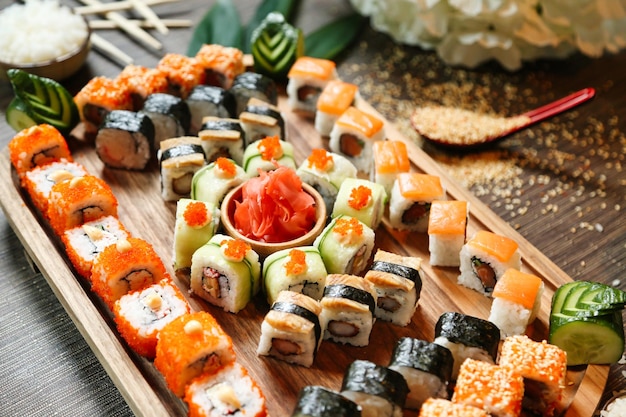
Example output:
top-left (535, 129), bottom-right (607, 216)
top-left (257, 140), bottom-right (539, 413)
top-left (113, 278), bottom-right (190, 358)
top-left (297, 148), bottom-right (358, 213)
top-left (190, 234), bottom-right (261, 313)
top-left (419, 398), bottom-right (489, 417)
top-left (452, 359), bottom-right (524, 417)
top-left (388, 338), bottom-right (453, 410)
top-left (314, 215), bottom-right (375, 276)
top-left (257, 290), bottom-right (324, 367)
top-left (116, 65), bottom-right (169, 110)
top-left (315, 80), bottom-right (359, 137)
top-left (287, 56), bottom-right (338, 115)
top-left (428, 200), bottom-right (469, 267)
top-left (319, 274), bottom-right (377, 347)
top-left (340, 360), bottom-right (408, 417)
top-left (184, 362), bottom-right (267, 417)
top-left (458, 230), bottom-right (521, 296)
top-left (198, 117), bottom-right (245, 165)
top-left (8, 123), bottom-right (73, 176)
top-left (262, 246), bottom-right (327, 305)
top-left (173, 199), bottom-right (220, 274)
top-left (329, 106), bottom-right (385, 174)
top-left (191, 157), bottom-right (249, 207)
top-left (95, 110), bottom-right (156, 170)
top-left (364, 250), bottom-right (423, 326)
top-left (433, 312), bottom-right (500, 379)
top-left (388, 173), bottom-right (445, 233)
top-left (291, 385), bottom-right (361, 417)
top-left (239, 97), bottom-right (285, 145)
top-left (331, 178), bottom-right (387, 230)
top-left (74, 76), bottom-right (133, 134)
top-left (156, 53), bottom-right (206, 99)
top-left (488, 269), bottom-right (544, 338)
top-left (230, 72), bottom-right (278, 116)
top-left (154, 311), bottom-right (236, 397)
top-left (141, 93), bottom-right (191, 148)
top-left (194, 43), bottom-right (245, 89)
top-left (158, 137), bottom-right (206, 201)
top-left (186, 85), bottom-right (236, 135)
top-left (370, 140), bottom-right (410, 196)
top-left (242, 135), bottom-right (296, 176)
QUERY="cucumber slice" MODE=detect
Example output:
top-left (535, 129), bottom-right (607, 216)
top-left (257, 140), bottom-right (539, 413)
top-left (560, 281), bottom-right (593, 313)
top-left (6, 97), bottom-right (38, 132)
top-left (551, 281), bottom-right (582, 315)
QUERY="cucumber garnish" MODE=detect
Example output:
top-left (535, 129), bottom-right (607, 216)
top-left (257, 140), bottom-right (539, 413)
top-left (250, 12), bottom-right (303, 80)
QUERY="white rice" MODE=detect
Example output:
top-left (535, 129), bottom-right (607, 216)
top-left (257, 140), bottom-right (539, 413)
top-left (488, 298), bottom-right (531, 339)
top-left (0, 0), bottom-right (88, 65)
top-left (388, 365), bottom-right (447, 410)
top-left (601, 396), bottom-right (626, 417)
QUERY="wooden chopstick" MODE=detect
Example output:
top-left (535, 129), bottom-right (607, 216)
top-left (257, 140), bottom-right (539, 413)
top-left (74, 0), bottom-right (178, 15)
top-left (89, 18), bottom-right (191, 30)
top-left (90, 33), bottom-right (134, 66)
top-left (128, 0), bottom-right (169, 35)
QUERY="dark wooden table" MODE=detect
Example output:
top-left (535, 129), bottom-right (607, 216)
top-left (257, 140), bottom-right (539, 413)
top-left (1, 0), bottom-right (624, 415)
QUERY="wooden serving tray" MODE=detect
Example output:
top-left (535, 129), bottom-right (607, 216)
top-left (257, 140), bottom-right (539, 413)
top-left (0, 94), bottom-right (609, 417)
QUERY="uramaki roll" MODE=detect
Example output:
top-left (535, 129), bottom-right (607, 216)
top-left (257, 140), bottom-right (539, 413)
top-left (8, 123), bottom-right (72, 176)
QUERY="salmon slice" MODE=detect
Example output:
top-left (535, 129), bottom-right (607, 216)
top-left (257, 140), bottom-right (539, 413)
top-left (288, 56), bottom-right (336, 80)
top-left (396, 172), bottom-right (444, 200)
top-left (335, 106), bottom-right (384, 138)
top-left (317, 80), bottom-right (358, 115)
top-left (373, 140), bottom-right (410, 175)
top-left (468, 230), bottom-right (519, 262)
top-left (492, 269), bottom-right (543, 309)
top-left (428, 200), bottom-right (468, 235)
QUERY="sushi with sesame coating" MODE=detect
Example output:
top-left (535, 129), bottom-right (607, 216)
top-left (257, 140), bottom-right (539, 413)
top-left (428, 200), bottom-right (469, 267)
top-left (388, 172), bottom-right (445, 233)
top-left (173, 199), bottom-right (221, 274)
top-left (419, 398), bottom-right (488, 417)
top-left (331, 178), bottom-right (387, 229)
top-left (95, 110), bottom-right (155, 170)
top-left (315, 80), bottom-right (359, 137)
top-left (158, 136), bottom-right (206, 201)
top-left (8, 124), bottom-right (73, 176)
top-left (287, 56), bottom-right (337, 115)
top-left (198, 117), bottom-right (246, 165)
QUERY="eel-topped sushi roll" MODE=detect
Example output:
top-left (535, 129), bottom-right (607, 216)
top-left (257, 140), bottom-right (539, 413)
top-left (191, 157), bottom-right (248, 207)
top-left (291, 385), bottom-right (361, 417)
top-left (364, 249), bottom-right (423, 326)
top-left (242, 135), bottom-right (296, 176)
top-left (157, 53), bottom-right (206, 98)
top-left (427, 200), bottom-right (469, 267)
top-left (230, 72), bottom-right (278, 115)
top-left (257, 290), bottom-right (323, 367)
top-left (194, 43), bottom-right (245, 89)
top-left (287, 56), bottom-right (337, 115)
top-left (388, 173), bottom-right (445, 233)
top-left (198, 117), bottom-right (245, 165)
top-left (331, 178), bottom-right (387, 230)
top-left (190, 234), bottom-right (261, 313)
top-left (419, 398), bottom-right (488, 417)
top-left (141, 93), bottom-right (191, 148)
top-left (315, 79), bottom-right (359, 136)
top-left (186, 84), bottom-right (236, 135)
top-left (370, 140), bottom-right (410, 195)
top-left (116, 64), bottom-right (169, 110)
top-left (74, 76), bottom-right (133, 134)
top-left (95, 110), bottom-right (155, 170)
top-left (158, 137), bottom-right (206, 201)
top-left (8, 123), bottom-right (73, 177)
top-left (239, 97), bottom-right (285, 144)
top-left (458, 230), bottom-right (521, 296)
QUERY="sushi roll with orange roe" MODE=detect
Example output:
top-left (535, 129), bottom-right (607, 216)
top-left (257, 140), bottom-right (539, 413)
top-left (47, 175), bottom-right (118, 236)
top-left (90, 237), bottom-right (168, 310)
top-left (428, 200), bottom-right (469, 267)
top-left (8, 124), bottom-right (73, 176)
top-left (315, 79), bottom-right (359, 137)
top-left (157, 53), bottom-right (206, 99)
top-left (155, 311), bottom-right (236, 397)
top-left (419, 398), bottom-right (488, 417)
top-left (331, 178), bottom-right (387, 229)
top-left (113, 278), bottom-right (190, 358)
top-left (389, 173), bottom-right (446, 233)
top-left (194, 43), bottom-right (245, 89)
top-left (287, 56), bottom-right (337, 115)
top-left (370, 140), bottom-right (410, 195)
top-left (116, 64), bottom-right (169, 110)
top-left (74, 76), bottom-right (133, 134)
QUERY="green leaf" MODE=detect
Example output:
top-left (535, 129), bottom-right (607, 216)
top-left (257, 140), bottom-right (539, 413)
top-left (187, 0), bottom-right (244, 56)
top-left (304, 13), bottom-right (366, 60)
top-left (243, 0), bottom-right (300, 53)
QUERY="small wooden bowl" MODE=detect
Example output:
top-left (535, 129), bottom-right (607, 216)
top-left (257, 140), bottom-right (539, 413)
top-left (221, 182), bottom-right (327, 258)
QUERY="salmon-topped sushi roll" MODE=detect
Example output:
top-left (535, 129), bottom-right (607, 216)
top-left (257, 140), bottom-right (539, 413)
top-left (458, 230), bottom-right (521, 296)
top-left (8, 124), bottom-right (73, 176)
top-left (116, 64), bottom-right (169, 110)
top-left (194, 43), bottom-right (245, 89)
top-left (428, 200), bottom-right (469, 267)
top-left (157, 53), bottom-right (206, 99)
top-left (287, 56), bottom-right (337, 115)
top-left (389, 173), bottom-right (446, 233)
top-left (74, 76), bottom-right (133, 134)
top-left (315, 80), bottom-right (359, 136)
top-left (329, 106), bottom-right (385, 174)
top-left (370, 140), bottom-right (410, 195)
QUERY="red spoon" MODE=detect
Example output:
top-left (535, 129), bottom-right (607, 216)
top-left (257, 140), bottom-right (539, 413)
top-left (411, 87), bottom-right (596, 149)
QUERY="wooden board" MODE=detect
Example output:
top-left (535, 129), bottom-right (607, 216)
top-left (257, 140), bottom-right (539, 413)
top-left (0, 94), bottom-right (609, 417)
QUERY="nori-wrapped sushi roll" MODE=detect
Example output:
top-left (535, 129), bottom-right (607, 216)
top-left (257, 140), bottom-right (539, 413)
top-left (291, 386), bottom-right (361, 417)
top-left (95, 110), bottom-right (155, 170)
top-left (230, 72), bottom-right (278, 115)
top-left (141, 93), bottom-right (191, 147)
top-left (158, 137), bottom-right (206, 201)
top-left (198, 117), bottom-right (246, 165)
top-left (186, 85), bottom-right (236, 135)
top-left (239, 97), bottom-right (285, 144)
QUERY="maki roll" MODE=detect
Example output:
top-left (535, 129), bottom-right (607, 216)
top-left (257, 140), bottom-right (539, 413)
top-left (370, 140), bottom-right (410, 195)
top-left (458, 230), bottom-right (521, 296)
top-left (319, 274), bottom-right (377, 347)
top-left (262, 246), bottom-right (327, 305)
top-left (190, 234), bottom-right (261, 313)
top-left (8, 123), bottom-right (73, 176)
top-left (141, 93), bottom-right (191, 147)
top-left (328, 106), bottom-right (385, 174)
top-left (340, 360), bottom-right (408, 417)
top-left (191, 157), bottom-right (248, 207)
top-left (257, 290), bottom-right (323, 367)
top-left (433, 311), bottom-right (501, 379)
top-left (363, 249), bottom-right (423, 326)
top-left (113, 278), bottom-right (190, 358)
top-left (74, 76), bottom-right (133, 134)
top-left (388, 338), bottom-right (453, 410)
top-left (186, 85), bottom-right (236, 135)
top-left (158, 137), bottom-right (206, 201)
top-left (198, 117), bottom-right (245, 165)
top-left (331, 178), bottom-right (387, 230)
top-left (239, 97), bottom-right (285, 144)
top-left (157, 53), bottom-right (206, 98)
top-left (291, 386), bottom-right (361, 417)
top-left (286, 56), bottom-right (338, 115)
top-left (95, 110), bottom-right (155, 170)
top-left (116, 64), bottom-right (169, 110)
top-left (419, 398), bottom-right (488, 417)
top-left (388, 173), bottom-right (446, 233)
top-left (452, 359), bottom-right (524, 417)
top-left (314, 215), bottom-right (375, 276)
top-left (173, 199), bottom-right (220, 275)
top-left (427, 200), bottom-right (469, 267)
top-left (154, 311), bottom-right (236, 397)
top-left (297, 148), bottom-right (358, 213)
top-left (315, 80), bottom-right (359, 137)
top-left (242, 135), bottom-right (296, 176)
top-left (230, 72), bottom-right (278, 115)
top-left (194, 43), bottom-right (245, 89)
top-left (184, 362), bottom-right (267, 417)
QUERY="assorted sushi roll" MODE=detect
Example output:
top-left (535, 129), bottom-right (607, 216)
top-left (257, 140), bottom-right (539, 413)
top-left (186, 85), bottom-right (236, 135)
top-left (388, 338), bottom-right (453, 410)
top-left (427, 200), bottom-right (469, 267)
top-left (314, 215), bottom-right (375, 276)
top-left (194, 43), bottom-right (245, 89)
top-left (287, 56), bottom-right (338, 115)
top-left (370, 140), bottom-right (410, 195)
top-left (257, 290), bottom-right (324, 367)
top-left (388, 173), bottom-right (446, 233)
top-left (242, 135), bottom-right (296, 176)
top-left (190, 234), bottom-right (262, 313)
top-left (115, 64), bottom-right (169, 110)
top-left (291, 385), bottom-right (361, 417)
top-left (458, 230), bottom-right (521, 296)
top-left (329, 106), bottom-right (385, 174)
top-left (262, 247), bottom-right (327, 305)
top-left (95, 110), bottom-right (155, 170)
top-left (74, 76), bottom-right (133, 134)
top-left (198, 117), bottom-right (246, 165)
top-left (158, 137), bottom-right (206, 201)
top-left (319, 274), bottom-right (377, 347)
top-left (433, 311), bottom-right (501, 379)
top-left (340, 360), bottom-right (408, 417)
top-left (331, 178), bottom-right (387, 230)
top-left (156, 53), bottom-right (206, 99)
top-left (239, 97), bottom-right (285, 144)
top-left (141, 93), bottom-right (191, 148)
top-left (419, 398), bottom-right (488, 417)
top-left (315, 79), bottom-right (359, 137)
top-left (364, 250), bottom-right (423, 326)
top-left (191, 157), bottom-right (249, 207)
top-left (230, 72), bottom-right (278, 115)
top-left (8, 123), bottom-right (73, 176)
